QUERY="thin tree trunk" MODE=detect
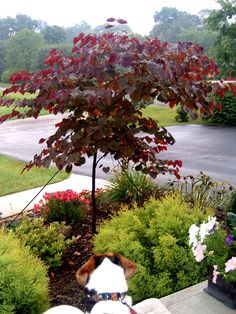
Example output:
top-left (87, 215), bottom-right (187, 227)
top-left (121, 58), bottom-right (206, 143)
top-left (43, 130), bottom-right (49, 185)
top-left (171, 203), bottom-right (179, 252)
top-left (91, 151), bottom-right (97, 234)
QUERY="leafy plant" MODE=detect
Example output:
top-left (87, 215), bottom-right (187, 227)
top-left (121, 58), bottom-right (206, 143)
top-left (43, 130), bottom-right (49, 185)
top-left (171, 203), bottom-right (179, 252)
top-left (34, 190), bottom-right (89, 224)
top-left (227, 189), bottom-right (236, 213)
top-left (1, 68), bottom-right (17, 83)
top-left (168, 171), bottom-right (232, 211)
top-left (211, 91), bottom-right (236, 125)
top-left (100, 169), bottom-right (158, 208)
top-left (14, 216), bottom-right (75, 268)
top-left (93, 193), bottom-right (211, 302)
top-left (189, 215), bottom-right (236, 284)
top-left (0, 227), bottom-right (49, 314)
top-left (1, 20), bottom-right (234, 232)
top-left (175, 106), bottom-right (189, 122)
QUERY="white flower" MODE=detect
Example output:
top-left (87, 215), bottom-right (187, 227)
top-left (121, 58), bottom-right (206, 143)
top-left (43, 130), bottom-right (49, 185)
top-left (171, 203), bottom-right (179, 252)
top-left (189, 224), bottom-right (200, 248)
top-left (207, 216), bottom-right (218, 232)
top-left (199, 216), bottom-right (218, 242)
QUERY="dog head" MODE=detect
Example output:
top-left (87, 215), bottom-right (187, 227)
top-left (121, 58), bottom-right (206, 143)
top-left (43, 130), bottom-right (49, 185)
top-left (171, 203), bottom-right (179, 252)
top-left (76, 253), bottom-right (137, 313)
top-left (76, 253), bottom-right (136, 293)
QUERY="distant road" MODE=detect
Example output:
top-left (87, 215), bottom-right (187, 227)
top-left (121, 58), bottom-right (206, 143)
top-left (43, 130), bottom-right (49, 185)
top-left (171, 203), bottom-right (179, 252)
top-left (0, 115), bottom-right (235, 186)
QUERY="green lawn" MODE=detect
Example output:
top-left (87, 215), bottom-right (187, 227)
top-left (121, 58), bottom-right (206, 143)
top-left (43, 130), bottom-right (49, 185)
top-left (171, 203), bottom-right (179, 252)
top-left (0, 89), bottom-right (204, 127)
top-left (0, 155), bottom-right (69, 196)
top-left (0, 82), bottom-right (11, 88)
top-left (0, 91), bottom-right (50, 117)
top-left (141, 105), bottom-right (203, 127)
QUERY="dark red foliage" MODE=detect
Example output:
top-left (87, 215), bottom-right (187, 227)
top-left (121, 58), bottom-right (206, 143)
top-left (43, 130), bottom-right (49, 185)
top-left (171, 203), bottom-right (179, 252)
top-left (0, 32), bottom-right (234, 179)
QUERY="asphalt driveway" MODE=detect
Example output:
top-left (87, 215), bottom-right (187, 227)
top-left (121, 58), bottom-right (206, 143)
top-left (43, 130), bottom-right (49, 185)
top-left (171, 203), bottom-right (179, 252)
top-left (0, 115), bottom-right (235, 186)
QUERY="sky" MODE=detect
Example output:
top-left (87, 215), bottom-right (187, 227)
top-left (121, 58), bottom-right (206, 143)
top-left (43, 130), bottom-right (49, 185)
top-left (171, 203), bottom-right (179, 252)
top-left (0, 0), bottom-right (220, 35)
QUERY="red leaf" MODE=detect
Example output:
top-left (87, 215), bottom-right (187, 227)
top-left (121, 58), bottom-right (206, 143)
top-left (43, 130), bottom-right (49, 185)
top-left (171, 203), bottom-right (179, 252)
top-left (105, 24), bottom-right (114, 29)
top-left (73, 33), bottom-right (84, 45)
top-left (229, 83), bottom-right (236, 96)
top-left (107, 18), bottom-right (115, 22)
top-left (108, 53), bottom-right (117, 64)
top-left (102, 166), bottom-right (110, 173)
top-left (217, 103), bottom-right (222, 111)
top-left (38, 138), bottom-right (46, 144)
top-left (117, 18), bottom-right (127, 24)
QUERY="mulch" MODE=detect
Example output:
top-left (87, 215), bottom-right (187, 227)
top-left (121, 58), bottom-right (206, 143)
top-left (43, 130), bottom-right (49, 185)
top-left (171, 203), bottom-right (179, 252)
top-left (47, 206), bottom-right (114, 311)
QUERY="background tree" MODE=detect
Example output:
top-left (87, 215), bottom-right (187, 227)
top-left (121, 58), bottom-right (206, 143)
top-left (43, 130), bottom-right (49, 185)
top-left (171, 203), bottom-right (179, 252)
top-left (1, 21), bottom-right (234, 232)
top-left (0, 14), bottom-right (43, 40)
top-left (0, 41), bottom-right (6, 77)
top-left (42, 25), bottom-right (67, 45)
top-left (65, 21), bottom-right (92, 43)
top-left (6, 29), bottom-right (44, 71)
top-left (150, 7), bottom-right (201, 42)
top-left (37, 43), bottom-right (73, 70)
top-left (178, 27), bottom-right (217, 55)
top-left (207, 0), bottom-right (236, 77)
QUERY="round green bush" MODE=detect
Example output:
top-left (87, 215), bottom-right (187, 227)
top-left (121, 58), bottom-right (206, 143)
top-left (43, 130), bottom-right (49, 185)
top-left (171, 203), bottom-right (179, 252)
top-left (93, 193), bottom-right (211, 303)
top-left (1, 69), bottom-right (17, 83)
top-left (175, 106), bottom-right (189, 122)
top-left (14, 216), bottom-right (75, 268)
top-left (0, 227), bottom-right (49, 314)
top-left (211, 91), bottom-right (236, 125)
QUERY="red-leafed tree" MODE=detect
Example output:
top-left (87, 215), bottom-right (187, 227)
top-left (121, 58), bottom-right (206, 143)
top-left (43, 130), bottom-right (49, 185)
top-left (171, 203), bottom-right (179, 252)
top-left (0, 19), bottom-right (234, 232)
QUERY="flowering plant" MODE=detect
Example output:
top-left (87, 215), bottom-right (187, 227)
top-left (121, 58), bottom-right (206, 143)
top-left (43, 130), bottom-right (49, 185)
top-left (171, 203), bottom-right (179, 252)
top-left (34, 189), bottom-right (91, 224)
top-left (189, 216), bottom-right (236, 284)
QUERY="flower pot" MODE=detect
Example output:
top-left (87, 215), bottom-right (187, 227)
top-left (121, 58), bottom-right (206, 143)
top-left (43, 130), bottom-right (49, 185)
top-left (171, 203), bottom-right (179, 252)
top-left (204, 270), bottom-right (236, 309)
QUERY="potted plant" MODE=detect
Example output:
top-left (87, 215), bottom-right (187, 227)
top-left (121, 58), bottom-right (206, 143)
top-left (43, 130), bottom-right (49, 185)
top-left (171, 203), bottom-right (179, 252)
top-left (189, 214), bottom-right (236, 308)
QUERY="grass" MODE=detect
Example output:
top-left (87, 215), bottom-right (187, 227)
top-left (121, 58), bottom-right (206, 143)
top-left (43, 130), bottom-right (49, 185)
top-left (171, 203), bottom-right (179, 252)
top-left (1, 80), bottom-right (203, 127)
top-left (141, 105), bottom-right (203, 127)
top-left (0, 155), bottom-right (70, 196)
top-left (0, 91), bottom-right (50, 117)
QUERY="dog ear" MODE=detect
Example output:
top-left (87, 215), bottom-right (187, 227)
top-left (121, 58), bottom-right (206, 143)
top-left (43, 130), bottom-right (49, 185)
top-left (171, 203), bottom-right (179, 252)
top-left (76, 256), bottom-right (96, 287)
top-left (117, 254), bottom-right (137, 280)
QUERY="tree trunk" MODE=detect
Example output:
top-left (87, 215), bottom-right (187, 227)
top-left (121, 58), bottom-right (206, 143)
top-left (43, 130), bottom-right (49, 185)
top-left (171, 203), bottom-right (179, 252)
top-left (91, 151), bottom-right (97, 234)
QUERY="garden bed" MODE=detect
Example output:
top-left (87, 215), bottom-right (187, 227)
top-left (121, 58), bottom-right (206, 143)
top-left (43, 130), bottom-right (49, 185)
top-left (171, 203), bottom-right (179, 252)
top-left (43, 207), bottom-right (113, 310)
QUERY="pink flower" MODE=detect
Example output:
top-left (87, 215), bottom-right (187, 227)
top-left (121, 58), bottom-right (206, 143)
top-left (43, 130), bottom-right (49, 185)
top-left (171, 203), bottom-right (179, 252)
top-left (212, 265), bottom-right (220, 284)
top-left (225, 257), bottom-right (236, 273)
top-left (193, 243), bottom-right (206, 262)
top-left (33, 203), bottom-right (41, 213)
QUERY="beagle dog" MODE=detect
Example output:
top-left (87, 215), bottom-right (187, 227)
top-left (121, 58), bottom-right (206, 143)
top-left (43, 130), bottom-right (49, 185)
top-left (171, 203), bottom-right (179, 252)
top-left (43, 253), bottom-right (137, 314)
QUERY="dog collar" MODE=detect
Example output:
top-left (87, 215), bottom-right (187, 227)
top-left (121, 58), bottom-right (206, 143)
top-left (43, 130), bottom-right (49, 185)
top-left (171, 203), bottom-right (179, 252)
top-left (84, 289), bottom-right (137, 313)
top-left (84, 288), bottom-right (126, 302)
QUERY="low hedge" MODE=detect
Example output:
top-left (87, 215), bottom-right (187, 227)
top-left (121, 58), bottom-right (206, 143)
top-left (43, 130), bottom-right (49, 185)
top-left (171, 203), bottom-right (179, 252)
top-left (211, 91), bottom-right (236, 125)
top-left (0, 227), bottom-right (49, 314)
top-left (93, 193), bottom-right (212, 303)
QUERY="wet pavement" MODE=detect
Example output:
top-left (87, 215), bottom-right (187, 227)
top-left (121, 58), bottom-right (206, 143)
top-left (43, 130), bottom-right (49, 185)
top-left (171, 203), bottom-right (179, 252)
top-left (0, 115), bottom-right (235, 185)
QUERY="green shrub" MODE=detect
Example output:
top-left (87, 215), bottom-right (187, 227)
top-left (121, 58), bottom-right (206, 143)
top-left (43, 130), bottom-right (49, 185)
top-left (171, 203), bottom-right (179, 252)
top-left (93, 193), bottom-right (211, 302)
top-left (211, 91), bottom-right (236, 125)
top-left (175, 106), bottom-right (189, 122)
top-left (0, 227), bottom-right (49, 314)
top-left (1, 69), bottom-right (17, 83)
top-left (14, 216), bottom-right (75, 268)
top-left (168, 171), bottom-right (232, 211)
top-left (100, 169), bottom-right (158, 208)
top-left (226, 189), bottom-right (236, 213)
top-left (34, 190), bottom-right (88, 224)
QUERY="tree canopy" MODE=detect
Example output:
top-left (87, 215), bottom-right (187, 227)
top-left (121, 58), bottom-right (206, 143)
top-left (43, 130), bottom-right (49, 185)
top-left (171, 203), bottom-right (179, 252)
top-left (5, 29), bottom-right (44, 72)
top-left (0, 14), bottom-right (43, 40)
top-left (207, 0), bottom-right (236, 77)
top-left (150, 7), bottom-right (201, 42)
top-left (1, 23), bottom-right (235, 230)
top-left (42, 25), bottom-right (67, 45)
